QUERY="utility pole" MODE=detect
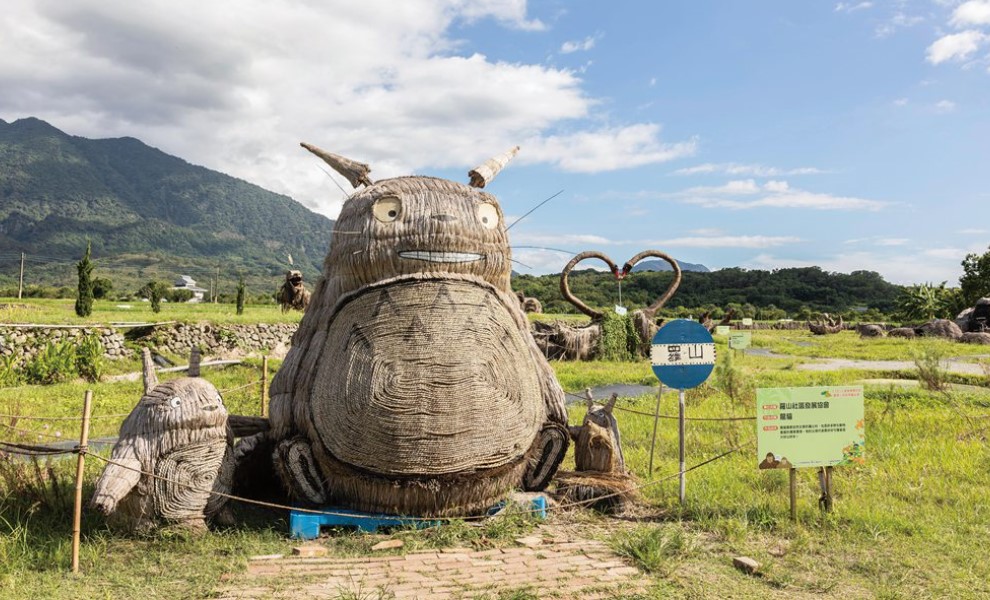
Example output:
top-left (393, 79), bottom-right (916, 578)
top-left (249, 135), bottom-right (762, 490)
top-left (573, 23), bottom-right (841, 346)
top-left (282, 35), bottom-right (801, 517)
top-left (214, 263), bottom-right (220, 303)
top-left (17, 253), bottom-right (25, 299)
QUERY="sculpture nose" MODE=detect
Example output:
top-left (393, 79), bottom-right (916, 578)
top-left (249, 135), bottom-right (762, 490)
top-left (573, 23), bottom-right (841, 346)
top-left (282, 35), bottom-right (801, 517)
top-left (432, 213), bottom-right (457, 222)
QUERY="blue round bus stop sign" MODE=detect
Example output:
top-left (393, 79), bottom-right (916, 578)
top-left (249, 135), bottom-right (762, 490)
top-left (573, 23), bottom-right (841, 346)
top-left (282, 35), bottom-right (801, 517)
top-left (651, 319), bottom-right (716, 390)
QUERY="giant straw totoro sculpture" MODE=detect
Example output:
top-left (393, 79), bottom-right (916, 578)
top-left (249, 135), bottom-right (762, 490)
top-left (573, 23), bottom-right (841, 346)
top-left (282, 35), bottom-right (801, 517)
top-left (267, 144), bottom-right (569, 516)
top-left (91, 348), bottom-right (233, 530)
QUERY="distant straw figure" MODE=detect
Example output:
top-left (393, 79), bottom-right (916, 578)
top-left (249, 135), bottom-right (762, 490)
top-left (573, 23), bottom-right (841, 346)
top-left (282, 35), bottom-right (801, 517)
top-left (277, 270), bottom-right (311, 313)
top-left (90, 348), bottom-right (233, 531)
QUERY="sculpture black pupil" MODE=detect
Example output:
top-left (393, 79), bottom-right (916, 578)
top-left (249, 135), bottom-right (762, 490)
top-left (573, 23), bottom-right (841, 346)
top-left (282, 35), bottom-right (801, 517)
top-left (388, 210), bottom-right (397, 218)
top-left (482, 217), bottom-right (488, 223)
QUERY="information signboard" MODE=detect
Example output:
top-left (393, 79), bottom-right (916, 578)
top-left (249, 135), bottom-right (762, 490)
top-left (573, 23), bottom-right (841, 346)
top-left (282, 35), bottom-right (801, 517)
top-left (715, 325), bottom-right (730, 336)
top-left (741, 317), bottom-right (754, 327)
top-left (729, 332), bottom-right (751, 349)
top-left (651, 320), bottom-right (716, 390)
top-left (757, 386), bottom-right (865, 469)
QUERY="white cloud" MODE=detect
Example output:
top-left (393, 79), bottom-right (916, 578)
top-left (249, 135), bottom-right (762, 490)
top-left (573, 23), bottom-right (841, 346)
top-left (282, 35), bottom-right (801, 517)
top-left (893, 97), bottom-right (909, 106)
top-left (875, 12), bottom-right (924, 38)
top-left (926, 30), bottom-right (987, 63)
top-left (0, 0), bottom-right (693, 217)
top-left (690, 191), bottom-right (886, 211)
top-left (522, 125), bottom-right (698, 173)
top-left (670, 179), bottom-right (886, 212)
top-left (959, 228), bottom-right (988, 234)
top-left (560, 35), bottom-right (597, 54)
top-left (875, 238), bottom-right (909, 246)
top-left (689, 228), bottom-right (724, 236)
top-left (835, 2), bottom-right (873, 13)
top-left (645, 235), bottom-right (801, 249)
top-left (681, 179), bottom-right (762, 196)
top-left (744, 251), bottom-right (961, 285)
top-left (935, 99), bottom-right (957, 112)
top-left (951, 1), bottom-right (990, 27)
top-left (512, 232), bottom-right (615, 246)
top-left (671, 162), bottom-right (826, 177)
top-left (923, 247), bottom-right (966, 259)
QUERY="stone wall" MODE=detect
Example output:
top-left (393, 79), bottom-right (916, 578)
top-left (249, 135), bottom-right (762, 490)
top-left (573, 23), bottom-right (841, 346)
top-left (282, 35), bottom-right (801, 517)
top-left (0, 323), bottom-right (297, 365)
top-left (145, 322), bottom-right (296, 357)
top-left (0, 326), bottom-right (128, 366)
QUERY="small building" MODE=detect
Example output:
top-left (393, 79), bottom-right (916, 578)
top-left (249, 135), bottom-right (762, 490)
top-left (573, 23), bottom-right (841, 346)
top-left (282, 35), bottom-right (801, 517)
top-left (173, 275), bottom-right (208, 303)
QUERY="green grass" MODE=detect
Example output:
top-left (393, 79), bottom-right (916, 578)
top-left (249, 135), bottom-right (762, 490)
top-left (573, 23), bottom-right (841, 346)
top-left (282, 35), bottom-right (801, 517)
top-left (755, 329), bottom-right (989, 361)
top-left (1, 321), bottom-right (990, 598)
top-left (0, 297), bottom-right (303, 325)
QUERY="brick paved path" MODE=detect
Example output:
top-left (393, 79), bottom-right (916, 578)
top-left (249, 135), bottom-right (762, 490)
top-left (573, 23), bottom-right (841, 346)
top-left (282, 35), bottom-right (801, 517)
top-left (219, 540), bottom-right (645, 599)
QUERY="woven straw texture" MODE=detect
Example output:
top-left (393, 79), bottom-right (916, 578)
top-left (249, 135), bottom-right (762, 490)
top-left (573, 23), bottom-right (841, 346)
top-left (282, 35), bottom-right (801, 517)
top-left (311, 275), bottom-right (542, 476)
top-left (91, 376), bottom-right (232, 529)
top-left (265, 174), bottom-right (568, 514)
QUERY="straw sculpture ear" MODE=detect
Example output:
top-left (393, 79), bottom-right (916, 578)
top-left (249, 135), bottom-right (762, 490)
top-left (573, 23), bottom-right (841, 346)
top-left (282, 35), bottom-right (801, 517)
top-left (560, 251), bottom-right (621, 319)
top-left (300, 142), bottom-right (374, 188)
top-left (188, 347), bottom-right (202, 378)
top-left (141, 347), bottom-right (158, 394)
top-left (584, 387), bottom-right (594, 411)
top-left (468, 146), bottom-right (520, 188)
top-left (622, 250), bottom-right (682, 320)
top-left (604, 393), bottom-right (618, 415)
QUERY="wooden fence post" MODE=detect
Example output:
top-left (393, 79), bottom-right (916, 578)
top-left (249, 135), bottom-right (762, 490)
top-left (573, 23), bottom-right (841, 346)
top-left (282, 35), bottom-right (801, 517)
top-left (261, 356), bottom-right (269, 418)
top-left (18, 252), bottom-right (25, 299)
top-left (71, 390), bottom-right (93, 574)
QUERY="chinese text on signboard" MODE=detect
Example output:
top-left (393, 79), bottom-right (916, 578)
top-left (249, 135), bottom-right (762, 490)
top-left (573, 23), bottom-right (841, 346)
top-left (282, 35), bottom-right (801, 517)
top-left (757, 386), bottom-right (865, 469)
top-left (651, 342), bottom-right (717, 366)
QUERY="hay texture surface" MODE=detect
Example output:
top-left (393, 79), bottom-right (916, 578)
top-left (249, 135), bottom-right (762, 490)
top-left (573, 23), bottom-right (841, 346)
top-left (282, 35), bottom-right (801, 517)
top-left (91, 349), bottom-right (232, 530)
top-left (264, 158), bottom-right (567, 517)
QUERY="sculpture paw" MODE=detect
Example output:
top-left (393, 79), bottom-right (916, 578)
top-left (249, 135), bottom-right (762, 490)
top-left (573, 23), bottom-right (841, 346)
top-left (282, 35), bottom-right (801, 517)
top-left (274, 436), bottom-right (327, 505)
top-left (523, 424), bottom-right (569, 491)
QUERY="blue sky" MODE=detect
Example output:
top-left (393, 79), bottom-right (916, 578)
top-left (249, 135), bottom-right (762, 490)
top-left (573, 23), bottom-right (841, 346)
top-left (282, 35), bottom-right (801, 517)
top-left (1, 1), bottom-right (987, 283)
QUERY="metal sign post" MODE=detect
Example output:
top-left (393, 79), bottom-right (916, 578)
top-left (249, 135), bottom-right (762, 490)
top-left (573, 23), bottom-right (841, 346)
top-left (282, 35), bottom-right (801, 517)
top-left (650, 319), bottom-right (716, 505)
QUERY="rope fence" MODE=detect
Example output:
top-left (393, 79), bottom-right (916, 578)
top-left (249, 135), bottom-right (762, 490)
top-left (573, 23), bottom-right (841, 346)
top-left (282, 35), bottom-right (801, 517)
top-left (0, 369), bottom-right (761, 573)
top-left (564, 390), bottom-right (756, 422)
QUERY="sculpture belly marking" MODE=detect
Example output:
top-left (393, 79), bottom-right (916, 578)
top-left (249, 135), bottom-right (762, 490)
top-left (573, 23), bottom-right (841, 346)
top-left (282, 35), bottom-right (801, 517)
top-left (309, 278), bottom-right (543, 478)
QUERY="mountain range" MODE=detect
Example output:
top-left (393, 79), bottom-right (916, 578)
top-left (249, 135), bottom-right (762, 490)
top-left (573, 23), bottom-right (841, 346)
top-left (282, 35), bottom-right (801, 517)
top-left (0, 117), bottom-right (334, 293)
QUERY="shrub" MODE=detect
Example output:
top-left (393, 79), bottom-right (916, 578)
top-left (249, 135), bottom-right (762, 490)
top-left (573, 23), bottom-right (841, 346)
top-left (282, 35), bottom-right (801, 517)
top-left (24, 340), bottom-right (78, 385)
top-left (596, 310), bottom-right (638, 361)
top-left (74, 241), bottom-right (94, 317)
top-left (912, 343), bottom-right (950, 392)
top-left (75, 334), bottom-right (104, 382)
top-left (236, 277), bottom-right (246, 315)
top-left (0, 354), bottom-right (22, 387)
top-left (165, 288), bottom-right (194, 303)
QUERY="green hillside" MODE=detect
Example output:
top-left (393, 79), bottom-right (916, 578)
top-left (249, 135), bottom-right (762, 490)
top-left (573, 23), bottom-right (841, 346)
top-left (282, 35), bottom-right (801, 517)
top-left (0, 117), bottom-right (333, 296)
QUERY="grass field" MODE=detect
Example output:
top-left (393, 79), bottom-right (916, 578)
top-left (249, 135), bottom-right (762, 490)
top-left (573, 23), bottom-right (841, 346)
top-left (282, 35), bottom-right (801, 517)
top-left (1, 324), bottom-right (989, 599)
top-left (0, 297), bottom-right (304, 326)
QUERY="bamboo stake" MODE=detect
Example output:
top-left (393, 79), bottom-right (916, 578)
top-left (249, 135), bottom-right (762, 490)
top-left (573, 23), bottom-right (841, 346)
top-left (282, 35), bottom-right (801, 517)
top-left (648, 386), bottom-right (662, 475)
top-left (261, 356), bottom-right (269, 418)
top-left (71, 390), bottom-right (93, 574)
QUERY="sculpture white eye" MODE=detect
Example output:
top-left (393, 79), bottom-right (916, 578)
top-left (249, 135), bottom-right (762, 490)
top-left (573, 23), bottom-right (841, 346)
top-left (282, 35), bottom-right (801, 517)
top-left (168, 397), bottom-right (182, 408)
top-left (372, 196), bottom-right (402, 223)
top-left (216, 394), bottom-right (224, 405)
top-left (477, 203), bottom-right (499, 230)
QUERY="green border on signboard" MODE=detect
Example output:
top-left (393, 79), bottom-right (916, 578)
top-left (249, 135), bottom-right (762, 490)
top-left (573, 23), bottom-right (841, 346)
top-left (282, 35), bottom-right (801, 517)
top-left (757, 386), bottom-right (865, 469)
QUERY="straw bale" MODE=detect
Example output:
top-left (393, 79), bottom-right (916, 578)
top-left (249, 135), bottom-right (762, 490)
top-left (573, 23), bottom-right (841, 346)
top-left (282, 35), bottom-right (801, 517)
top-left (916, 319), bottom-right (963, 340)
top-left (960, 332), bottom-right (990, 345)
top-left (888, 327), bottom-right (916, 339)
top-left (264, 170), bottom-right (568, 516)
top-left (857, 324), bottom-right (885, 338)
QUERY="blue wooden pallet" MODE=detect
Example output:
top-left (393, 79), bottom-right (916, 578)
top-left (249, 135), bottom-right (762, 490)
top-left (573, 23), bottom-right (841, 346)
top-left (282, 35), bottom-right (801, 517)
top-left (289, 495), bottom-right (548, 540)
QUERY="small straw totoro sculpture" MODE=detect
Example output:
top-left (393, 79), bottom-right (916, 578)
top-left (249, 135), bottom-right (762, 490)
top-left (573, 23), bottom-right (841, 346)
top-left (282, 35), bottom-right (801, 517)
top-left (90, 348), bottom-right (233, 530)
top-left (263, 142), bottom-right (569, 517)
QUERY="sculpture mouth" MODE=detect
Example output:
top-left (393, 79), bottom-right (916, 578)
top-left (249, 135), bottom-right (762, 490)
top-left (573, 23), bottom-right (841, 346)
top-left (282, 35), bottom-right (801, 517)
top-left (399, 250), bottom-right (484, 263)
